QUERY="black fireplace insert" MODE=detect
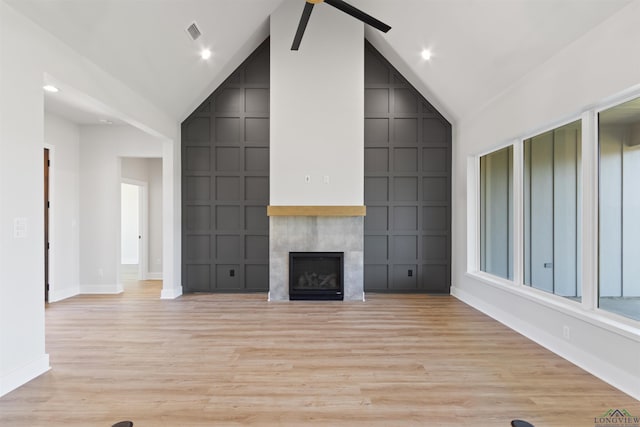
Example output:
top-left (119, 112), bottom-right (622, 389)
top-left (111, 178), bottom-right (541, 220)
top-left (289, 252), bottom-right (344, 300)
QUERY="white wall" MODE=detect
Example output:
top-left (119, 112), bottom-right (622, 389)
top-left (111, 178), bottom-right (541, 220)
top-left (44, 112), bottom-right (81, 302)
top-left (270, 0), bottom-right (364, 205)
top-left (148, 158), bottom-right (163, 276)
top-left (121, 158), bottom-right (150, 183)
top-left (79, 126), bottom-right (163, 293)
top-left (0, 33), bottom-right (48, 394)
top-left (0, 0), bottom-right (178, 396)
top-left (453, 1), bottom-right (640, 399)
top-left (161, 138), bottom-right (181, 300)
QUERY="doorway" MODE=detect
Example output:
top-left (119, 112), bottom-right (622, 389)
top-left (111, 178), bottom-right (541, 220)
top-left (120, 181), bottom-right (146, 283)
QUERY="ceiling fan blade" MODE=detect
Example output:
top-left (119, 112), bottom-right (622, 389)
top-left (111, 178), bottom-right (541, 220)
top-left (291, 2), bottom-right (315, 50)
top-left (324, 0), bottom-right (391, 33)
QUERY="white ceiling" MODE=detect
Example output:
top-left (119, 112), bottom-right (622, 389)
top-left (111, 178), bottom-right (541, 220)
top-left (6, 0), bottom-right (634, 124)
top-left (43, 82), bottom-right (128, 126)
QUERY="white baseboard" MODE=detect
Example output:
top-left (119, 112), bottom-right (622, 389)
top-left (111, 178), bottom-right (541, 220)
top-left (145, 272), bottom-right (163, 280)
top-left (161, 286), bottom-right (182, 299)
top-left (48, 286), bottom-right (80, 302)
top-left (451, 285), bottom-right (640, 401)
top-left (0, 354), bottom-right (50, 398)
top-left (80, 283), bottom-right (124, 294)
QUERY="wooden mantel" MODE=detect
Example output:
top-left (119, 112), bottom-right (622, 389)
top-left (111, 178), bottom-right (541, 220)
top-left (267, 205), bottom-right (366, 217)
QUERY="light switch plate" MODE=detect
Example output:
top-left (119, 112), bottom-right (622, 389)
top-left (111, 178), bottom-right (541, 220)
top-left (14, 217), bottom-right (27, 238)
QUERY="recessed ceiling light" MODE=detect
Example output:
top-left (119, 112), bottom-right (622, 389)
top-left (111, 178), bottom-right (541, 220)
top-left (200, 48), bottom-right (212, 60)
top-left (421, 49), bottom-right (432, 61)
top-left (43, 85), bottom-right (59, 93)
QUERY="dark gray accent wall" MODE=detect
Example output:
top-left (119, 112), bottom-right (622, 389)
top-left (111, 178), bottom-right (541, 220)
top-left (364, 41), bottom-right (452, 293)
top-left (181, 39), bottom-right (270, 293)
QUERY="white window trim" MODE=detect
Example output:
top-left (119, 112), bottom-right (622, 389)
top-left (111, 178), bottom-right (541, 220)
top-left (512, 140), bottom-right (524, 287)
top-left (466, 90), bottom-right (640, 335)
top-left (466, 155), bottom-right (479, 274)
top-left (580, 110), bottom-right (598, 313)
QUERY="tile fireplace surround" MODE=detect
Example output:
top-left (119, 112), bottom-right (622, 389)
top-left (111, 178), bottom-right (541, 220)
top-left (267, 206), bottom-right (365, 301)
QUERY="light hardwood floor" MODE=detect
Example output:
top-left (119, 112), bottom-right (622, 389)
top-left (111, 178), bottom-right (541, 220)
top-left (0, 281), bottom-right (637, 426)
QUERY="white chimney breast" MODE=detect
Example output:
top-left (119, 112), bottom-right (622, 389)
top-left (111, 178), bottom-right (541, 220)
top-left (270, 0), bottom-right (364, 206)
top-left (269, 0), bottom-right (366, 301)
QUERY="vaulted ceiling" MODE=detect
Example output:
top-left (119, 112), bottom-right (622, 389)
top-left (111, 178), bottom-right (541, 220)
top-left (5, 0), bottom-right (633, 124)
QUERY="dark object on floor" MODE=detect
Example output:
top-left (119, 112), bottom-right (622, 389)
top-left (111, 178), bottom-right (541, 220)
top-left (112, 422), bottom-right (133, 427)
top-left (511, 420), bottom-right (534, 427)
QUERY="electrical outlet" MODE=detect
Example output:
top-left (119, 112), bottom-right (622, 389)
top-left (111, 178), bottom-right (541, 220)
top-left (323, 175), bottom-right (330, 184)
top-left (408, 269), bottom-right (413, 277)
top-left (230, 269), bottom-right (235, 277)
top-left (563, 325), bottom-right (571, 340)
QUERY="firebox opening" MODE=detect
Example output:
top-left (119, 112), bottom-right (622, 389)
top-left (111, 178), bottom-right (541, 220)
top-left (289, 252), bottom-right (344, 301)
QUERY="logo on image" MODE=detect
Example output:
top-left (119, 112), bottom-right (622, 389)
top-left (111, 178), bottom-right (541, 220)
top-left (594, 409), bottom-right (640, 427)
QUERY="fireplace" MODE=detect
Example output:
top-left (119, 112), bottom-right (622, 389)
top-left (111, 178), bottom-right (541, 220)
top-left (268, 214), bottom-right (364, 301)
top-left (289, 252), bottom-right (344, 300)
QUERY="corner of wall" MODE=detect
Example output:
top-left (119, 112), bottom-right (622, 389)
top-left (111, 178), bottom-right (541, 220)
top-left (160, 286), bottom-right (182, 300)
top-left (48, 286), bottom-right (80, 303)
top-left (0, 355), bottom-right (50, 398)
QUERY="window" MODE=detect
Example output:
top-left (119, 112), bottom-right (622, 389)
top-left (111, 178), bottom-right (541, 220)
top-left (480, 146), bottom-right (513, 280)
top-left (471, 89), bottom-right (640, 325)
top-left (523, 120), bottom-right (582, 300)
top-left (599, 97), bottom-right (640, 321)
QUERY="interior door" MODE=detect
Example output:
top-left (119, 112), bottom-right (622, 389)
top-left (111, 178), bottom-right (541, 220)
top-left (44, 148), bottom-right (50, 303)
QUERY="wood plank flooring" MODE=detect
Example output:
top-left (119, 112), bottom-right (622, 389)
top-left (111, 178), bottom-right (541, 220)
top-left (0, 281), bottom-right (637, 426)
